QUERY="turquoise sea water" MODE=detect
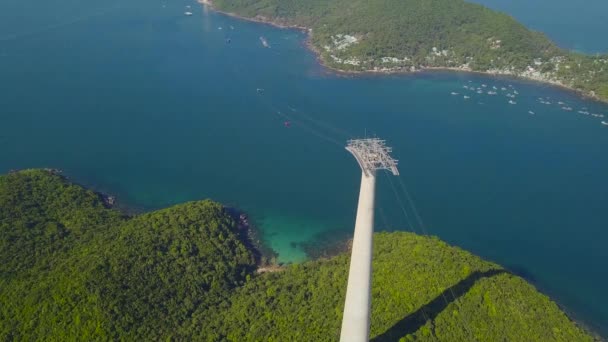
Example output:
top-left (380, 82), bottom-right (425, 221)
top-left (1, 0), bottom-right (607, 335)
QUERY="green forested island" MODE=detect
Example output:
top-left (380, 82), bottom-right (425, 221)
top-left (208, 0), bottom-right (608, 102)
top-left (0, 170), bottom-right (599, 341)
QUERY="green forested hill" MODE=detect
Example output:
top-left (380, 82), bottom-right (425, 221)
top-left (211, 0), bottom-right (608, 101)
top-left (0, 170), bottom-right (256, 340)
top-left (0, 170), bottom-right (598, 341)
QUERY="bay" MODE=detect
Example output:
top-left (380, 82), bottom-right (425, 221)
top-left (0, 0), bottom-right (607, 336)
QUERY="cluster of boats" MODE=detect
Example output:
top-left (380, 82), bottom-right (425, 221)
top-left (541, 99), bottom-right (607, 120)
top-left (577, 110), bottom-right (604, 119)
top-left (453, 82), bottom-right (520, 105)
top-left (452, 82), bottom-right (607, 125)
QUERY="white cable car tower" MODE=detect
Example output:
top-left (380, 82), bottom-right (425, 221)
top-left (340, 138), bottom-right (399, 342)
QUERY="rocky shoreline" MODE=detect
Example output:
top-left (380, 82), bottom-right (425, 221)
top-left (198, 0), bottom-right (606, 105)
top-left (326, 65), bottom-right (605, 104)
top-left (224, 207), bottom-right (281, 269)
top-left (197, 0), bottom-right (309, 32)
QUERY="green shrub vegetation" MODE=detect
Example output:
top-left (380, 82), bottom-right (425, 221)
top-left (211, 0), bottom-right (608, 102)
top-left (0, 170), bottom-right (598, 341)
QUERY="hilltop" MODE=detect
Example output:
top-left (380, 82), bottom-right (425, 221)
top-left (208, 0), bottom-right (608, 102)
top-left (0, 170), bottom-right (598, 340)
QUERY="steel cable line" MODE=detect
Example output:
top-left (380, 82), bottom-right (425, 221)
top-left (257, 82), bottom-right (481, 340)
top-left (260, 89), bottom-right (478, 340)
top-left (236, 36), bottom-right (477, 341)
top-left (375, 201), bottom-right (438, 341)
top-left (272, 108), bottom-right (346, 147)
top-left (383, 172), bottom-right (479, 342)
top-left (394, 171), bottom-right (510, 341)
top-left (283, 105), bottom-right (354, 141)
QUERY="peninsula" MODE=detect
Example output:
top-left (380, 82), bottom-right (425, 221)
top-left (205, 0), bottom-right (608, 102)
top-left (0, 169), bottom-right (600, 340)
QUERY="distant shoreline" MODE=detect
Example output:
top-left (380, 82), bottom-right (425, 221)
top-left (198, 0), bottom-right (607, 105)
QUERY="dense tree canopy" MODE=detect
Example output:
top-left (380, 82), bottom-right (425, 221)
top-left (0, 169), bottom-right (123, 279)
top-left (0, 170), bottom-right (256, 340)
top-left (190, 232), bottom-right (594, 341)
top-left (0, 170), bottom-right (598, 341)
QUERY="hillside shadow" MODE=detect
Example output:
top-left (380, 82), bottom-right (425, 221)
top-left (371, 268), bottom-right (507, 342)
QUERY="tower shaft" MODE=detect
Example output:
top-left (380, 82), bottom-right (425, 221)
top-left (340, 171), bottom-right (376, 342)
top-left (341, 138), bottom-right (398, 341)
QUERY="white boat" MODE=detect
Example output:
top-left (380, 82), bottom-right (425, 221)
top-left (558, 101), bottom-right (565, 105)
top-left (463, 95), bottom-right (470, 99)
top-left (487, 91), bottom-right (497, 95)
top-left (451, 92), bottom-right (459, 95)
top-left (482, 84), bottom-right (487, 88)
top-left (528, 111), bottom-right (535, 115)
top-left (514, 90), bottom-right (519, 95)
top-left (184, 11), bottom-right (193, 16)
top-left (260, 36), bottom-right (270, 48)
top-left (501, 87), bottom-right (507, 91)
top-left (509, 100), bottom-right (516, 105)
top-left (601, 121), bottom-right (608, 126)
top-left (562, 107), bottom-right (573, 111)
top-left (477, 90), bottom-right (483, 94)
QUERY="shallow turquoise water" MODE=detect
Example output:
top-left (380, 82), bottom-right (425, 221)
top-left (1, 0), bottom-right (607, 335)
